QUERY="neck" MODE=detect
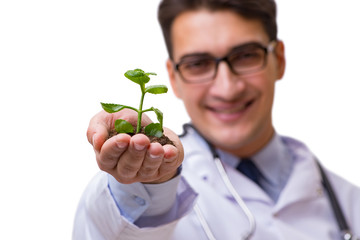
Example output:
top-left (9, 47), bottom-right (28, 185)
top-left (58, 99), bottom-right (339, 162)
top-left (220, 127), bottom-right (275, 158)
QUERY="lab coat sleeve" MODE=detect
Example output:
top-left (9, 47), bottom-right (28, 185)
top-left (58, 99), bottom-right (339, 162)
top-left (107, 171), bottom-right (188, 227)
top-left (72, 171), bottom-right (198, 240)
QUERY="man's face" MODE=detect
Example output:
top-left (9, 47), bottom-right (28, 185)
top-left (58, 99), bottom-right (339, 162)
top-left (166, 9), bottom-right (285, 156)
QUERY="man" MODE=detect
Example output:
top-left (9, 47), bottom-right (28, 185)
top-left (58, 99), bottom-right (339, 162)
top-left (73, 0), bottom-right (360, 239)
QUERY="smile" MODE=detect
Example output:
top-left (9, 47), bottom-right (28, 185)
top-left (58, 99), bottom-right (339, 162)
top-left (207, 100), bottom-right (254, 121)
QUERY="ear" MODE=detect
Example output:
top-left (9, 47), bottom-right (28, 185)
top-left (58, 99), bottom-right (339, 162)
top-left (274, 40), bottom-right (286, 80)
top-left (166, 59), bottom-right (181, 98)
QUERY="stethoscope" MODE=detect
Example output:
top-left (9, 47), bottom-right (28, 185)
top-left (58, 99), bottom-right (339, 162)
top-left (180, 123), bottom-right (357, 240)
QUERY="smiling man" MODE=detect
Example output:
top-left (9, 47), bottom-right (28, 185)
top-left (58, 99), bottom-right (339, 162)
top-left (166, 9), bottom-right (284, 157)
top-left (73, 0), bottom-right (360, 239)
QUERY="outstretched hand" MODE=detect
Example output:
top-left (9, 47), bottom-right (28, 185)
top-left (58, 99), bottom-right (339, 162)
top-left (87, 109), bottom-right (184, 184)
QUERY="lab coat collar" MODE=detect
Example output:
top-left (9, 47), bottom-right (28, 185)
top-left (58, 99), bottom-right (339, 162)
top-left (224, 136), bottom-right (324, 209)
top-left (181, 126), bottom-right (324, 210)
top-left (273, 137), bottom-right (323, 213)
top-left (181, 127), bottom-right (272, 204)
top-left (218, 133), bottom-right (293, 202)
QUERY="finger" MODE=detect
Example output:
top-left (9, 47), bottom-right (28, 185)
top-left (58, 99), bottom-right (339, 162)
top-left (87, 110), bottom-right (153, 152)
top-left (157, 144), bottom-right (182, 177)
top-left (164, 144), bottom-right (181, 166)
top-left (142, 127), bottom-right (184, 183)
top-left (97, 133), bottom-right (131, 171)
top-left (163, 127), bottom-right (184, 152)
top-left (92, 132), bottom-right (108, 154)
top-left (87, 110), bottom-right (113, 152)
top-left (116, 134), bottom-right (150, 182)
top-left (138, 142), bottom-right (164, 179)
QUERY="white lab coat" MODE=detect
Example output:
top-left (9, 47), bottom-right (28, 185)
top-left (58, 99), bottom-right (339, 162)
top-left (73, 127), bottom-right (360, 240)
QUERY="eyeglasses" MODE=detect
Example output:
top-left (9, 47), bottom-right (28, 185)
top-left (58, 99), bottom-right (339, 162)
top-left (174, 41), bottom-right (277, 84)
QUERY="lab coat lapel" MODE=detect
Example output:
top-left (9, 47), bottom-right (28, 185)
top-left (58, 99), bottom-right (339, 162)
top-left (182, 127), bottom-right (273, 203)
top-left (184, 148), bottom-right (271, 203)
top-left (274, 138), bottom-right (323, 213)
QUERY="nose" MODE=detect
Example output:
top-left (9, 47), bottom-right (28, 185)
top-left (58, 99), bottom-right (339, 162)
top-left (209, 61), bottom-right (246, 100)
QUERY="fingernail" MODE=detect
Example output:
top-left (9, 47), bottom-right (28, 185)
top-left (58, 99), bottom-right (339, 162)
top-left (134, 143), bottom-right (146, 151)
top-left (149, 153), bottom-right (161, 159)
top-left (116, 141), bottom-right (128, 149)
top-left (164, 155), bottom-right (176, 162)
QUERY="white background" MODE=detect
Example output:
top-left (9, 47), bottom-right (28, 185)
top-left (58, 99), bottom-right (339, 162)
top-left (0, 0), bottom-right (359, 239)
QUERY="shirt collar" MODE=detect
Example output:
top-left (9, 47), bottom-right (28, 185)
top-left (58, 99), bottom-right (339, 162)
top-left (218, 133), bottom-right (293, 187)
top-left (253, 133), bottom-right (293, 186)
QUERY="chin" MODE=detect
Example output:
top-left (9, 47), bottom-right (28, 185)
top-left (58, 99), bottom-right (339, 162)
top-left (208, 128), bottom-right (250, 149)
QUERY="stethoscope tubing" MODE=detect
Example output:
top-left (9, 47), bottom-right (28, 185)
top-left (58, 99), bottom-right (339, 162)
top-left (181, 123), bottom-right (356, 240)
top-left (317, 161), bottom-right (355, 240)
top-left (213, 155), bottom-right (256, 239)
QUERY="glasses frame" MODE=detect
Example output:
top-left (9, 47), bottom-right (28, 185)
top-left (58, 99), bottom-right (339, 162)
top-left (174, 40), bottom-right (277, 84)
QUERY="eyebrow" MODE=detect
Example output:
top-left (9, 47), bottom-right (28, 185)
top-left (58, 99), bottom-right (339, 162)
top-left (178, 53), bottom-right (212, 62)
top-left (177, 41), bottom-right (265, 62)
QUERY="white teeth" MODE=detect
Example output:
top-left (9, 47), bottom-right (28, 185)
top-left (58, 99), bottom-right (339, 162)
top-left (213, 104), bottom-right (246, 113)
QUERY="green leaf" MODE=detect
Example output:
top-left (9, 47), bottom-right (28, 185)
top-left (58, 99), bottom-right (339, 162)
top-left (101, 103), bottom-right (127, 113)
top-left (114, 119), bottom-right (134, 134)
top-left (145, 123), bottom-right (163, 137)
top-left (151, 107), bottom-right (163, 127)
top-left (124, 69), bottom-right (150, 85)
top-left (146, 72), bottom-right (157, 76)
top-left (145, 85), bottom-right (168, 94)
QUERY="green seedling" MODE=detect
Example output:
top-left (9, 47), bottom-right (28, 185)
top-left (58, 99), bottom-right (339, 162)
top-left (101, 68), bottom-right (168, 138)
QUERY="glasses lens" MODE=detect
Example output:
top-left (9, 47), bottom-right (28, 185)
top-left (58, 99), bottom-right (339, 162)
top-left (177, 57), bottom-right (215, 83)
top-left (176, 43), bottom-right (269, 83)
top-left (228, 44), bottom-right (266, 74)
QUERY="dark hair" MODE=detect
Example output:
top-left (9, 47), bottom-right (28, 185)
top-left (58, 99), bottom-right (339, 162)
top-left (158, 0), bottom-right (278, 59)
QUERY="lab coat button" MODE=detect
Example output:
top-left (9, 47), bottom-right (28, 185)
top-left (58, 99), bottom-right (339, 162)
top-left (316, 188), bottom-right (323, 196)
top-left (134, 196), bottom-right (145, 206)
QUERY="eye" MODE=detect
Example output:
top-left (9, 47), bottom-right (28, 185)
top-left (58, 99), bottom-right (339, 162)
top-left (179, 58), bottom-right (214, 74)
top-left (229, 48), bottom-right (263, 67)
